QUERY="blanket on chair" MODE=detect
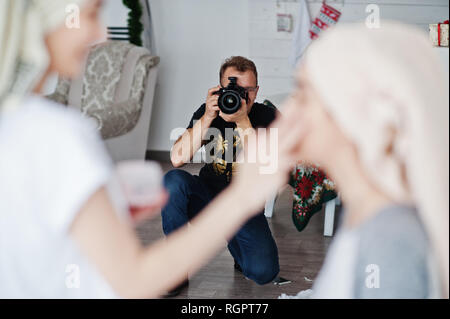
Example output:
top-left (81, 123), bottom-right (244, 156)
top-left (289, 165), bottom-right (337, 232)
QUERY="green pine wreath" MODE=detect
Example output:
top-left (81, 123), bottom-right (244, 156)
top-left (123, 0), bottom-right (143, 46)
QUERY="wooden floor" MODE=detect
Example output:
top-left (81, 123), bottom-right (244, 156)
top-left (135, 162), bottom-right (340, 299)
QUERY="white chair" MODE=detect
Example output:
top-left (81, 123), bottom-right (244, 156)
top-left (264, 194), bottom-right (278, 219)
top-left (323, 197), bottom-right (340, 237)
top-left (264, 193), bottom-right (339, 237)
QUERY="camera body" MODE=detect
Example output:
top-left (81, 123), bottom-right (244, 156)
top-left (214, 77), bottom-right (249, 114)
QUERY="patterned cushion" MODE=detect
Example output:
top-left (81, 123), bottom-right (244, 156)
top-left (46, 78), bottom-right (70, 105)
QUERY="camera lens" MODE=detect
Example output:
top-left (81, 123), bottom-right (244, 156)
top-left (225, 95), bottom-right (237, 107)
top-left (219, 91), bottom-right (241, 114)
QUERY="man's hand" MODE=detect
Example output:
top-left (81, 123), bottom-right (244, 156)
top-left (220, 98), bottom-right (251, 129)
top-left (204, 86), bottom-right (221, 122)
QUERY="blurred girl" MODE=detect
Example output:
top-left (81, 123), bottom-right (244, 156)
top-left (283, 22), bottom-right (448, 298)
top-left (0, 0), bottom-right (302, 298)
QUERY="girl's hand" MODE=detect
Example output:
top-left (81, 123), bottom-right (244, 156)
top-left (129, 189), bottom-right (169, 224)
top-left (116, 161), bottom-right (166, 225)
top-left (231, 98), bottom-right (305, 214)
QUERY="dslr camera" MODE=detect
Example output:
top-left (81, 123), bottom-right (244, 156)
top-left (214, 77), bottom-right (249, 114)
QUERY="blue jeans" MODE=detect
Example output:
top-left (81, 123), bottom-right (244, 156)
top-left (161, 169), bottom-right (280, 285)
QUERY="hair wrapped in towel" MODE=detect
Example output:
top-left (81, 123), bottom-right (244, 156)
top-left (304, 22), bottom-right (449, 298)
top-left (0, 0), bottom-right (86, 111)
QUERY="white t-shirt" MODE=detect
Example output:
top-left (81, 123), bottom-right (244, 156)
top-left (0, 96), bottom-right (123, 298)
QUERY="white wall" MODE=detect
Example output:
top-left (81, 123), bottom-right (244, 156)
top-left (101, 0), bottom-right (129, 27)
top-left (40, 1), bottom-right (448, 153)
top-left (146, 0), bottom-right (250, 152)
top-left (147, 0), bottom-right (449, 152)
top-left (249, 0), bottom-right (450, 102)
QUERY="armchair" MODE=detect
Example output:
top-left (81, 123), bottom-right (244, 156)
top-left (47, 40), bottom-right (160, 162)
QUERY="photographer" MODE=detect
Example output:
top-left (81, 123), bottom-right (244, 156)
top-left (163, 56), bottom-right (280, 296)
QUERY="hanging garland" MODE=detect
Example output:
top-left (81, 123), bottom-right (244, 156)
top-left (123, 0), bottom-right (143, 46)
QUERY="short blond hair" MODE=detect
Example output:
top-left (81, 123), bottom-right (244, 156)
top-left (219, 56), bottom-right (258, 86)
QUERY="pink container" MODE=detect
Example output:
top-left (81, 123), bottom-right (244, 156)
top-left (116, 160), bottom-right (164, 210)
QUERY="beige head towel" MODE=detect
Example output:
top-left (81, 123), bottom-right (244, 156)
top-left (0, 0), bottom-right (86, 111)
top-left (304, 22), bottom-right (449, 297)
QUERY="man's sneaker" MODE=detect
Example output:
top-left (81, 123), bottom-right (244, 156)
top-left (162, 279), bottom-right (189, 298)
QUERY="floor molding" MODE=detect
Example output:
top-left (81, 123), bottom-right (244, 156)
top-left (146, 150), bottom-right (171, 162)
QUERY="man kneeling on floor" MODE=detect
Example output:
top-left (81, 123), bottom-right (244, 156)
top-left (162, 56), bottom-right (280, 297)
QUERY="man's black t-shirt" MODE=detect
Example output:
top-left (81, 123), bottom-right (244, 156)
top-left (186, 101), bottom-right (278, 195)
